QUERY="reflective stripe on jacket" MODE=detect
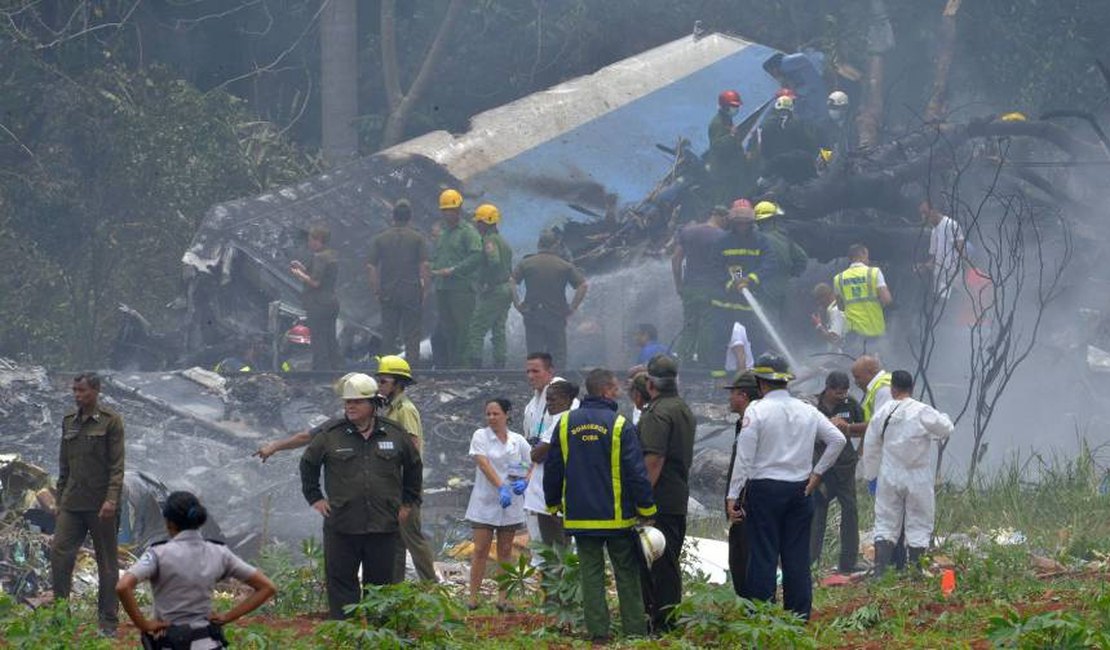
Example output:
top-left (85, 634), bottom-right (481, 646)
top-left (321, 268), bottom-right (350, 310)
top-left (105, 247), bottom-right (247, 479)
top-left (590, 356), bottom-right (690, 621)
top-left (862, 372), bottom-right (892, 422)
top-left (543, 397), bottom-right (657, 532)
top-left (833, 265), bottom-right (885, 337)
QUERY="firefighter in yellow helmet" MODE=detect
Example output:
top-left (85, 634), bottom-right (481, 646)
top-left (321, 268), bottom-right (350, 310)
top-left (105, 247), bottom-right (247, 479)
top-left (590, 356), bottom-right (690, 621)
top-left (754, 201), bottom-right (808, 324)
top-left (466, 204), bottom-right (514, 368)
top-left (429, 189), bottom-right (483, 367)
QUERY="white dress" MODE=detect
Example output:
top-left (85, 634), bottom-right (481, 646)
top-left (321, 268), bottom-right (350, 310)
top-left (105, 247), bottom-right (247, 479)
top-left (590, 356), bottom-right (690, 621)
top-left (464, 427), bottom-right (531, 527)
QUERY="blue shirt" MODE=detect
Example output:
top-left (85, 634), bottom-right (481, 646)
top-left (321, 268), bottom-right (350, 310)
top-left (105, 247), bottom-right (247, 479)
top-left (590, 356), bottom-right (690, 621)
top-left (637, 341), bottom-right (670, 365)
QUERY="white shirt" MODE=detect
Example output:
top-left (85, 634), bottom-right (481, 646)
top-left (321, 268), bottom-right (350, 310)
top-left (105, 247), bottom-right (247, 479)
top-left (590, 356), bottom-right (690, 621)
top-left (523, 404), bottom-right (578, 513)
top-left (522, 377), bottom-right (580, 513)
top-left (862, 398), bottom-right (953, 480)
top-left (465, 427), bottom-right (531, 526)
top-left (866, 373), bottom-right (893, 415)
top-left (727, 389), bottom-right (847, 498)
top-left (725, 322), bottom-right (754, 372)
top-left (825, 302), bottom-right (846, 339)
top-left (930, 215), bottom-right (964, 295)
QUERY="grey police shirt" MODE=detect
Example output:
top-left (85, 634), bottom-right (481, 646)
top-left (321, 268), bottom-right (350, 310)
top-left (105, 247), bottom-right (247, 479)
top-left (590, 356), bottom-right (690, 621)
top-left (127, 529), bottom-right (256, 646)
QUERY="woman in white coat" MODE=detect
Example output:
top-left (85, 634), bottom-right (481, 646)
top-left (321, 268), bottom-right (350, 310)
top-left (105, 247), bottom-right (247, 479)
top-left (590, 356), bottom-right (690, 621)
top-left (465, 398), bottom-right (531, 611)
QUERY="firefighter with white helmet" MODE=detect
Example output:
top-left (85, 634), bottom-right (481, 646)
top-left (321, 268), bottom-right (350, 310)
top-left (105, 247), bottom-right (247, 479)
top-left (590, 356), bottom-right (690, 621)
top-left (299, 372), bottom-right (423, 619)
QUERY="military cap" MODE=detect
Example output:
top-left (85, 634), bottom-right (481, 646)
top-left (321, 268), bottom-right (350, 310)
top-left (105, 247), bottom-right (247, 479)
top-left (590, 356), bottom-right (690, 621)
top-left (721, 370), bottom-right (759, 390)
top-left (646, 354), bottom-right (679, 379)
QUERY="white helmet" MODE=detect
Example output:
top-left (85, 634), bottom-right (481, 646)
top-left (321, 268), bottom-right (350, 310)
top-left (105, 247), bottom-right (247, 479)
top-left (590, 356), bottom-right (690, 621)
top-left (338, 373), bottom-right (379, 400)
top-left (828, 90), bottom-right (849, 108)
top-left (637, 525), bottom-right (666, 566)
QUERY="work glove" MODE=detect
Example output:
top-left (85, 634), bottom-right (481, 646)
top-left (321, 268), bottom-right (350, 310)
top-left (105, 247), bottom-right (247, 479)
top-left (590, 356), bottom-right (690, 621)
top-left (867, 478), bottom-right (877, 497)
top-left (498, 484), bottom-right (513, 509)
top-left (511, 478), bottom-right (528, 495)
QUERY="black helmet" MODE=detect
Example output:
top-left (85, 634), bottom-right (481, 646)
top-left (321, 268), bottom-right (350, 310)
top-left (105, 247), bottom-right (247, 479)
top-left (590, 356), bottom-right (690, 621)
top-left (752, 353), bottom-right (794, 382)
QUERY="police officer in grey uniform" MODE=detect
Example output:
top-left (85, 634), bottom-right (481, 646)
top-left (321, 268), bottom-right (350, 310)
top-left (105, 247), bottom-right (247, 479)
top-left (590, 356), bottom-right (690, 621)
top-left (116, 491), bottom-right (276, 649)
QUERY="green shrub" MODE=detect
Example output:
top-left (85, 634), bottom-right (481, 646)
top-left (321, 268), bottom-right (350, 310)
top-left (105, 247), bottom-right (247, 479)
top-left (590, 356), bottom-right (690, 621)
top-left (314, 581), bottom-right (464, 648)
top-left (668, 582), bottom-right (816, 649)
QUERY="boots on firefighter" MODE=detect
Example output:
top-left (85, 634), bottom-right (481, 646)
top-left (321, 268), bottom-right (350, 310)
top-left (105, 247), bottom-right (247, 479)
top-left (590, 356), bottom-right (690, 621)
top-left (907, 547), bottom-right (926, 577)
top-left (872, 540), bottom-right (895, 578)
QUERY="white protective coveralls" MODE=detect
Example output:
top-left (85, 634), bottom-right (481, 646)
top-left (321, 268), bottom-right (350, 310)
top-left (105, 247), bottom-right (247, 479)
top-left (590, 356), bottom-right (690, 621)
top-left (861, 397), bottom-right (953, 547)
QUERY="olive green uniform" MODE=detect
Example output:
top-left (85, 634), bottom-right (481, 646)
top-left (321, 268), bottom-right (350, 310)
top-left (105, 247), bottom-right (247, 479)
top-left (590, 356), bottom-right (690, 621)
top-left (51, 405), bottom-right (125, 634)
top-left (386, 394), bottom-right (438, 583)
top-left (707, 110), bottom-right (756, 203)
top-left (303, 248), bottom-right (341, 370)
top-left (466, 230), bottom-right (513, 368)
top-left (760, 226), bottom-right (808, 322)
top-left (512, 251), bottom-right (586, 368)
top-left (636, 393), bottom-right (696, 632)
top-left (368, 226), bottom-right (428, 360)
top-left (430, 222), bottom-right (483, 367)
top-left (300, 415), bottom-right (422, 619)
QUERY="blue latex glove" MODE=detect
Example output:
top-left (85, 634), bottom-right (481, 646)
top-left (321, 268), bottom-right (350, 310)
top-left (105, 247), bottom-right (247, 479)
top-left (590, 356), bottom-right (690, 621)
top-left (498, 484), bottom-right (513, 508)
top-left (867, 479), bottom-right (877, 497)
top-left (511, 478), bottom-right (528, 495)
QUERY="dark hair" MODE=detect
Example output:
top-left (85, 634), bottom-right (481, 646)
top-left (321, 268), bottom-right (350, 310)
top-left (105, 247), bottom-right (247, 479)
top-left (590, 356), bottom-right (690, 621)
top-left (585, 368), bottom-right (617, 397)
top-left (393, 199), bottom-right (412, 223)
top-left (891, 370), bottom-right (914, 392)
top-left (635, 323), bottom-right (658, 341)
top-left (847, 243), bottom-right (868, 260)
top-left (309, 225), bottom-right (331, 244)
top-left (628, 372), bottom-right (651, 402)
top-left (825, 371), bottom-right (850, 390)
top-left (73, 372), bottom-right (101, 391)
top-left (526, 352), bottom-right (553, 369)
top-left (547, 380), bottom-right (579, 403)
top-left (486, 398), bottom-right (512, 415)
top-left (162, 491), bottom-right (208, 531)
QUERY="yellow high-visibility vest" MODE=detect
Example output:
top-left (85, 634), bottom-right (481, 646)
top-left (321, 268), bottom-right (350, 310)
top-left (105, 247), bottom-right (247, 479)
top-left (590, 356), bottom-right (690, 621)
top-left (862, 371), bottom-right (892, 422)
top-left (833, 265), bottom-right (886, 337)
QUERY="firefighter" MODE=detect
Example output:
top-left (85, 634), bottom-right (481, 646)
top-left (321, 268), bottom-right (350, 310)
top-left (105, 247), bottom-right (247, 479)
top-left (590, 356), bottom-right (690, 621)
top-left (544, 368), bottom-right (657, 642)
top-left (429, 189), bottom-right (483, 367)
top-left (754, 200), bottom-right (808, 325)
top-left (706, 89), bottom-right (756, 203)
top-left (466, 203), bottom-right (514, 368)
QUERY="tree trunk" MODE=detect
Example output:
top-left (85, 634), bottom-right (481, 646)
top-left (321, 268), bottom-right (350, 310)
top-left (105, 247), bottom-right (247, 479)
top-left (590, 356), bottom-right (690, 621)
top-left (924, 0), bottom-right (962, 122)
top-left (858, 0), bottom-right (894, 149)
top-left (379, 0), bottom-right (466, 149)
top-left (320, 0), bottom-right (358, 164)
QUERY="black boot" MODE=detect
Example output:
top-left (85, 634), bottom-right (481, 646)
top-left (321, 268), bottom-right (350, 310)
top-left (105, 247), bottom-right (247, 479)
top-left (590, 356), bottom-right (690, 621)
top-left (872, 540), bottom-right (895, 578)
top-left (907, 547), bottom-right (926, 577)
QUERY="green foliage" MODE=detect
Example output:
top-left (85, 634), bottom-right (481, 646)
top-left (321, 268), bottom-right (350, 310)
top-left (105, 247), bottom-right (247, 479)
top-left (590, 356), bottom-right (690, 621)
top-left (532, 542), bottom-right (583, 630)
top-left (0, 599), bottom-right (115, 650)
top-left (829, 603), bottom-right (883, 632)
top-left (987, 606), bottom-right (1110, 649)
top-left (254, 537), bottom-right (327, 617)
top-left (316, 581), bottom-right (464, 649)
top-left (668, 582), bottom-right (816, 649)
top-left (492, 551), bottom-right (536, 602)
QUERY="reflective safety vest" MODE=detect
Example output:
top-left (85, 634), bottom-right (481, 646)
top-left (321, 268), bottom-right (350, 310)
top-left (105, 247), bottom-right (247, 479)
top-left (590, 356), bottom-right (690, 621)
top-left (862, 371), bottom-right (892, 422)
top-left (549, 411), bottom-right (657, 530)
top-left (833, 265), bottom-right (886, 337)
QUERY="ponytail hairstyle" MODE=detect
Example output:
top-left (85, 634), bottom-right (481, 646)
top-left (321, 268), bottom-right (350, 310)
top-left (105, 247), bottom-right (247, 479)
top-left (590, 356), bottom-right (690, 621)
top-left (162, 491), bottom-right (208, 531)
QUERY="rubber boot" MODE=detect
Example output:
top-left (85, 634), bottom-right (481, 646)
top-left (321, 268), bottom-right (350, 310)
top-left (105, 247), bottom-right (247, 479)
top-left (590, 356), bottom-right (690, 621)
top-left (907, 547), bottom-right (926, 577)
top-left (872, 540), bottom-right (895, 579)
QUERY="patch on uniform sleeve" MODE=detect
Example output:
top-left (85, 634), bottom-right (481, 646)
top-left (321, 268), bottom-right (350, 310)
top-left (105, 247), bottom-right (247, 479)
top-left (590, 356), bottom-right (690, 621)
top-left (136, 550), bottom-right (157, 566)
top-left (378, 440), bottom-right (395, 451)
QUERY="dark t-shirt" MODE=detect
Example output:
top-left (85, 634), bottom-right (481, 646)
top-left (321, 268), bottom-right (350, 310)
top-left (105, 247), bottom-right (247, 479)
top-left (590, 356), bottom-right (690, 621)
top-left (813, 392), bottom-right (861, 467)
top-left (678, 223), bottom-right (727, 289)
top-left (637, 394), bottom-right (696, 515)
top-left (368, 226), bottom-right (427, 296)
top-left (303, 248), bottom-right (338, 311)
top-left (512, 252), bottom-right (586, 314)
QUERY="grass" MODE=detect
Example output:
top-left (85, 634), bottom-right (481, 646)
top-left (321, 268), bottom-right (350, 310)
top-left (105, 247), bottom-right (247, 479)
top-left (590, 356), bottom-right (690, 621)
top-left (6, 452), bottom-right (1110, 648)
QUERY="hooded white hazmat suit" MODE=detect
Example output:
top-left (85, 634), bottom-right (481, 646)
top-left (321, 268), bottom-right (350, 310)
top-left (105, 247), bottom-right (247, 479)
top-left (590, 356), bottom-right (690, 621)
top-left (861, 397), bottom-right (953, 547)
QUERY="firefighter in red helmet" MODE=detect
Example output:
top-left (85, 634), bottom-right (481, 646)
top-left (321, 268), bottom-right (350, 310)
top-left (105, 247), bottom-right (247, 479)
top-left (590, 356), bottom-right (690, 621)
top-left (707, 90), bottom-right (755, 204)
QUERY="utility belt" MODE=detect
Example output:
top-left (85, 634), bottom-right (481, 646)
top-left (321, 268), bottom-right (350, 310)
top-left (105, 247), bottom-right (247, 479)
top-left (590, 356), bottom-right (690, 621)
top-left (141, 623), bottom-right (227, 650)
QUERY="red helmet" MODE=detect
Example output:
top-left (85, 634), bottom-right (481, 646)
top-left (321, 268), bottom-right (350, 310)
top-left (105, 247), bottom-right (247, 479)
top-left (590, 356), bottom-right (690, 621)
top-left (774, 87), bottom-right (797, 99)
top-left (286, 323), bottom-right (312, 346)
top-left (718, 90), bottom-right (742, 108)
top-left (731, 198), bottom-right (753, 210)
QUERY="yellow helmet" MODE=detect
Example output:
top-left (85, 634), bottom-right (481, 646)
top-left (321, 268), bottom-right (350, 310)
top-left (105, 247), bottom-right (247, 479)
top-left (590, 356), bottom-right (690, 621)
top-left (999, 111), bottom-right (1027, 122)
top-left (439, 188), bottom-right (463, 210)
top-left (376, 355), bottom-right (413, 380)
top-left (474, 203), bottom-right (501, 225)
top-left (338, 373), bottom-right (379, 400)
top-left (754, 201), bottom-right (784, 220)
top-left (818, 148), bottom-right (833, 163)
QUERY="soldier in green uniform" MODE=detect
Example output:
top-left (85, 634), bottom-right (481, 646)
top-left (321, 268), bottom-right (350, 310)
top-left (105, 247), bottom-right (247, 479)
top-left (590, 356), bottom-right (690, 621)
top-left (429, 189), bottom-right (483, 368)
top-left (299, 373), bottom-right (423, 619)
top-left (636, 355), bottom-right (697, 632)
top-left (368, 200), bottom-right (429, 363)
top-left (466, 203), bottom-right (514, 368)
top-left (51, 372), bottom-right (125, 638)
top-left (511, 230), bottom-right (588, 368)
top-left (707, 89), bottom-right (756, 204)
top-left (291, 225), bottom-right (341, 370)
